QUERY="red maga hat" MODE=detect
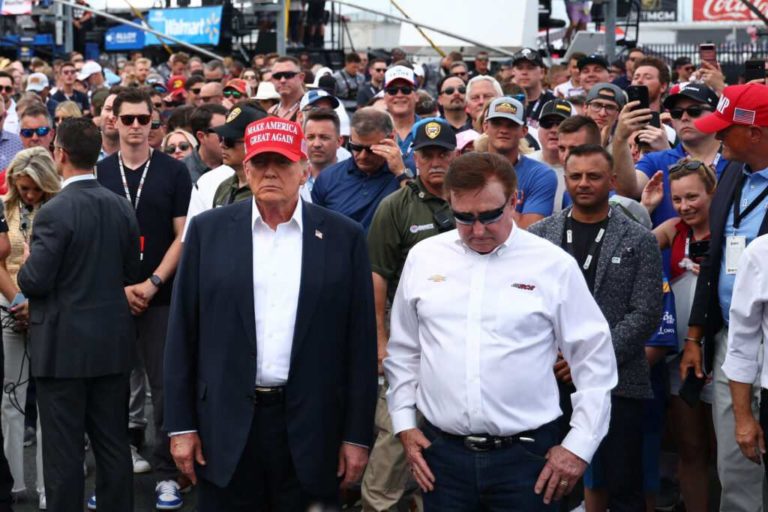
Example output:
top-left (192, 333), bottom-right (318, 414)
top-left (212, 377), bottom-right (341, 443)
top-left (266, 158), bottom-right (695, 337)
top-left (244, 118), bottom-right (308, 163)
top-left (694, 83), bottom-right (768, 133)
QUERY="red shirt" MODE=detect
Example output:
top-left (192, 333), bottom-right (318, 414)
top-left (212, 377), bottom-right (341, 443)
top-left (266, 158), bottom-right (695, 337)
top-left (670, 219), bottom-right (710, 280)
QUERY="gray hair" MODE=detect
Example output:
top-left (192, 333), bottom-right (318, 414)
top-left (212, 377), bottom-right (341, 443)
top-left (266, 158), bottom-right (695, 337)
top-left (466, 75), bottom-right (503, 100)
top-left (350, 107), bottom-right (394, 137)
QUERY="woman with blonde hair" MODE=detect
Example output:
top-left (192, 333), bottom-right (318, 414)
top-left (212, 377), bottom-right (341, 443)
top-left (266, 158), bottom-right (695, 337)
top-left (54, 100), bottom-right (83, 126)
top-left (0, 147), bottom-right (60, 509)
top-left (160, 129), bottom-right (197, 161)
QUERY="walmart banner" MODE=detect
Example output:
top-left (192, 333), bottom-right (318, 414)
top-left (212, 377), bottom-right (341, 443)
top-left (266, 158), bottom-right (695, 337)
top-left (144, 6), bottom-right (222, 47)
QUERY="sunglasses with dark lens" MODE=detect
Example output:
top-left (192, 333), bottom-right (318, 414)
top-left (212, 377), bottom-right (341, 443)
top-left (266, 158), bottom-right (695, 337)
top-left (669, 106), bottom-right (712, 119)
top-left (165, 142), bottom-right (191, 154)
top-left (452, 204), bottom-right (507, 226)
top-left (539, 118), bottom-right (563, 130)
top-left (222, 137), bottom-right (243, 149)
top-left (385, 86), bottom-right (413, 96)
top-left (190, 88), bottom-right (202, 95)
top-left (119, 114), bottom-right (152, 126)
top-left (0, 86), bottom-right (13, 94)
top-left (670, 160), bottom-right (706, 174)
top-left (224, 90), bottom-right (243, 99)
top-left (151, 120), bottom-right (162, 130)
top-left (153, 102), bottom-right (163, 109)
top-left (373, 68), bottom-right (387, 73)
top-left (20, 127), bottom-right (52, 138)
top-left (272, 71), bottom-right (298, 80)
top-left (348, 142), bottom-right (374, 153)
top-left (441, 86), bottom-right (467, 96)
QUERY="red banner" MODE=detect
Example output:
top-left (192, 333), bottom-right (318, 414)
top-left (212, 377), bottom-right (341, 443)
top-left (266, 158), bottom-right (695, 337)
top-left (693, 0), bottom-right (768, 21)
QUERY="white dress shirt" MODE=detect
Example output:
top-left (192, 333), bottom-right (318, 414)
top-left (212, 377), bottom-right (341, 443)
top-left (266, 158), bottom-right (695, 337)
top-left (252, 198), bottom-right (303, 386)
top-left (384, 226), bottom-right (618, 463)
top-left (61, 173), bottom-right (96, 188)
top-left (723, 233), bottom-right (768, 388)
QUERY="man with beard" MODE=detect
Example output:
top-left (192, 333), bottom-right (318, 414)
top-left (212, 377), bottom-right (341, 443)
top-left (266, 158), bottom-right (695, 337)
top-left (510, 48), bottom-right (556, 127)
top-left (438, 76), bottom-right (472, 133)
top-left (578, 54), bottom-right (612, 96)
top-left (362, 118), bottom-right (457, 512)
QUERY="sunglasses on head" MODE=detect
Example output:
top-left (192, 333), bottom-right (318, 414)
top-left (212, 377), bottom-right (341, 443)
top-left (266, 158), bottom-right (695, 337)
top-left (272, 71), bottom-right (298, 80)
top-left (224, 90), bottom-right (243, 99)
top-left (348, 142), bottom-right (375, 153)
top-left (165, 142), bottom-right (191, 154)
top-left (119, 114), bottom-right (152, 126)
top-left (441, 86), bottom-right (466, 96)
top-left (539, 117), bottom-right (564, 130)
top-left (452, 203), bottom-right (507, 226)
top-left (20, 127), bottom-right (51, 138)
top-left (669, 106), bottom-right (711, 119)
top-left (670, 160), bottom-right (706, 173)
top-left (385, 85), bottom-right (413, 96)
top-left (221, 137), bottom-right (243, 149)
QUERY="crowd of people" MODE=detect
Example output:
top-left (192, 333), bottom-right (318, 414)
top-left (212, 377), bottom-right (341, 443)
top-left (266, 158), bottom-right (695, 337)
top-left (0, 43), bottom-right (765, 512)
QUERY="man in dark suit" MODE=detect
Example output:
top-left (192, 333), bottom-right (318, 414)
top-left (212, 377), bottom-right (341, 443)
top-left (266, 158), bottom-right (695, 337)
top-left (165, 117), bottom-right (377, 511)
top-left (17, 117), bottom-right (140, 512)
top-left (681, 83), bottom-right (768, 511)
top-left (529, 143), bottom-right (662, 511)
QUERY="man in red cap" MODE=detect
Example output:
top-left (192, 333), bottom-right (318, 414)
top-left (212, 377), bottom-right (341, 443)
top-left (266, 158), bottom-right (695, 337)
top-left (681, 83), bottom-right (768, 512)
top-left (165, 118), bottom-right (377, 511)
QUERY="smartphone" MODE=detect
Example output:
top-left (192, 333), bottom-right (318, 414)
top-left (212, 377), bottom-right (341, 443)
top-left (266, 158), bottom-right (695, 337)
top-left (626, 85), bottom-right (649, 110)
top-left (679, 368), bottom-right (707, 408)
top-left (699, 43), bottom-right (717, 65)
top-left (745, 59), bottom-right (766, 83)
top-left (649, 112), bottom-right (661, 129)
top-left (10, 292), bottom-right (24, 308)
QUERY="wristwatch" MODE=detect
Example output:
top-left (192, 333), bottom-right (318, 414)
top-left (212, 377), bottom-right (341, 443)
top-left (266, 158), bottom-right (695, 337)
top-left (396, 169), bottom-right (414, 183)
top-left (149, 274), bottom-right (164, 288)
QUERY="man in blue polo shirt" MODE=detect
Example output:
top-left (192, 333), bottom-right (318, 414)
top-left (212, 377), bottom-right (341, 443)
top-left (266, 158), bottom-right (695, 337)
top-left (483, 96), bottom-right (557, 228)
top-left (312, 107), bottom-right (412, 231)
top-left (612, 83), bottom-right (727, 226)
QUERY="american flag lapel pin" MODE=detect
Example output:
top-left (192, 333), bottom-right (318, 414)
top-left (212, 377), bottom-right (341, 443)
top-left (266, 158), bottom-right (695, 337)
top-left (315, 229), bottom-right (323, 239)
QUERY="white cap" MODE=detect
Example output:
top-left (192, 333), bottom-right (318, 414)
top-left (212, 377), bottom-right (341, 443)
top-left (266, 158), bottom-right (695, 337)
top-left (77, 61), bottom-right (102, 81)
top-left (384, 65), bottom-right (415, 87)
top-left (309, 67), bottom-right (333, 89)
top-left (26, 73), bottom-right (49, 92)
top-left (413, 63), bottom-right (425, 78)
top-left (254, 81), bottom-right (280, 101)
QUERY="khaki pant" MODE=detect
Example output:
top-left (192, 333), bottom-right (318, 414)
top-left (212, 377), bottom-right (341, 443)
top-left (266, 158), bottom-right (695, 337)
top-left (361, 384), bottom-right (422, 512)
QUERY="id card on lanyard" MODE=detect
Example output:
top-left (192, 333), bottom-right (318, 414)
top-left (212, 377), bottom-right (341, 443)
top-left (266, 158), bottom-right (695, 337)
top-left (118, 149), bottom-right (152, 261)
top-left (727, 173), bottom-right (768, 274)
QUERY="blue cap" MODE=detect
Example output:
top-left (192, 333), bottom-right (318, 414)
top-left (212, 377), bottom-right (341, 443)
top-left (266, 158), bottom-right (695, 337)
top-left (299, 89), bottom-right (341, 111)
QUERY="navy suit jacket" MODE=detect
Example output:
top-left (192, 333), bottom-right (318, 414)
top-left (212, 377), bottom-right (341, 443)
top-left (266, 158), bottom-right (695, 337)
top-left (163, 199), bottom-right (377, 494)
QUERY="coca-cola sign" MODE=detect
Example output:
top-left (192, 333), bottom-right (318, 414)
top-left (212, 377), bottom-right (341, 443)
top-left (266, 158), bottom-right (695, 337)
top-left (693, 0), bottom-right (768, 21)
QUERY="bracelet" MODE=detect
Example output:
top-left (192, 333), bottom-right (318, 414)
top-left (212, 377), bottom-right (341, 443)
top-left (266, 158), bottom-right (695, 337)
top-left (684, 337), bottom-right (703, 346)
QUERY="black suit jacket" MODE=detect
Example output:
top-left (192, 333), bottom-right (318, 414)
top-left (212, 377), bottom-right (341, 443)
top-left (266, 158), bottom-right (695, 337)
top-left (690, 161), bottom-right (768, 372)
top-left (18, 179), bottom-right (140, 378)
top-left (164, 199), bottom-right (377, 495)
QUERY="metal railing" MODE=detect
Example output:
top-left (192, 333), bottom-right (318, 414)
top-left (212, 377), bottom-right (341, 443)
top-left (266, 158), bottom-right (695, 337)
top-left (643, 42), bottom-right (768, 83)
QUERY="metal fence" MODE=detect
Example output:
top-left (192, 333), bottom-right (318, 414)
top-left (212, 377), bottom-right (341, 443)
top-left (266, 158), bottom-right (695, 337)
top-left (642, 43), bottom-right (768, 84)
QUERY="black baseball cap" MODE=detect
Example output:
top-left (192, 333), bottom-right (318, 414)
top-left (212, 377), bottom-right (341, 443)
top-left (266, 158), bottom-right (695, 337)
top-left (578, 53), bottom-right (610, 71)
top-left (411, 118), bottom-right (457, 151)
top-left (214, 106), bottom-right (267, 139)
top-left (662, 83), bottom-right (719, 110)
top-left (539, 99), bottom-right (574, 122)
top-left (512, 48), bottom-right (544, 67)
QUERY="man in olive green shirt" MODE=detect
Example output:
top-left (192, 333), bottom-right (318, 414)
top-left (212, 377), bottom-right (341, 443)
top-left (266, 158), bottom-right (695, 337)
top-left (362, 118), bottom-right (457, 512)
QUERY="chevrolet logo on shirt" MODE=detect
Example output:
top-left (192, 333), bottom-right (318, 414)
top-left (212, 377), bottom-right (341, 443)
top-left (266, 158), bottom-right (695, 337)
top-left (428, 275), bottom-right (446, 282)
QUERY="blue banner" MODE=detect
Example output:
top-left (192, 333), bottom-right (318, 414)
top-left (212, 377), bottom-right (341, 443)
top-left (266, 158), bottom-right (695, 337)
top-left (104, 20), bottom-right (145, 51)
top-left (144, 6), bottom-right (222, 47)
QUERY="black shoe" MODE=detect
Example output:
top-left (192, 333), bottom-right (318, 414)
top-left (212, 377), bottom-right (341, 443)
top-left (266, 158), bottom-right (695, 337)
top-left (129, 427), bottom-right (145, 450)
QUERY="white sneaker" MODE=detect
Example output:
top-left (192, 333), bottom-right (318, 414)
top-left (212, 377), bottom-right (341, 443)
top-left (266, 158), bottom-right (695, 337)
top-left (38, 491), bottom-right (47, 510)
top-left (132, 445), bottom-right (151, 473)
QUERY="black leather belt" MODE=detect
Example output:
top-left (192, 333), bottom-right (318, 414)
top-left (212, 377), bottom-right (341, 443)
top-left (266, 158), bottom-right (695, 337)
top-left (426, 421), bottom-right (538, 452)
top-left (252, 386), bottom-right (285, 406)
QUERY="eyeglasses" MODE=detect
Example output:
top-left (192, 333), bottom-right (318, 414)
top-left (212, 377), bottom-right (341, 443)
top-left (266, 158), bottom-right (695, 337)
top-left (670, 160), bottom-right (706, 174)
top-left (452, 71), bottom-right (468, 77)
top-left (452, 203), bottom-right (507, 225)
top-left (165, 142), bottom-right (191, 154)
top-left (153, 102), bottom-right (163, 109)
top-left (441, 86), bottom-right (467, 96)
top-left (385, 86), bottom-right (413, 96)
top-left (0, 86), bottom-right (13, 94)
top-left (272, 71), bottom-right (298, 80)
top-left (190, 87), bottom-right (202, 95)
top-left (224, 90), bottom-right (243, 99)
top-left (348, 142), bottom-right (374, 153)
top-left (151, 120), bottom-right (162, 130)
top-left (669, 106), bottom-right (712, 119)
top-left (588, 102), bottom-right (619, 114)
top-left (118, 114), bottom-right (152, 126)
top-left (20, 127), bottom-right (52, 138)
top-left (539, 117), bottom-right (564, 129)
top-left (221, 137), bottom-right (243, 149)
top-left (372, 68), bottom-right (387, 73)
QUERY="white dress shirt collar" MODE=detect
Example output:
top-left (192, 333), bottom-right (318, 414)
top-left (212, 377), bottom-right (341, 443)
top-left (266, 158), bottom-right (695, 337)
top-left (454, 221), bottom-right (517, 257)
top-left (62, 173), bottom-right (96, 188)
top-left (251, 197), bottom-right (304, 233)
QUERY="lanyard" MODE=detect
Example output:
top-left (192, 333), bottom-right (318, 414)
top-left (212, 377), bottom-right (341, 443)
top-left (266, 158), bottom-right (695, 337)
top-left (118, 149), bottom-right (152, 212)
top-left (732, 172), bottom-right (768, 230)
top-left (564, 209), bottom-right (611, 272)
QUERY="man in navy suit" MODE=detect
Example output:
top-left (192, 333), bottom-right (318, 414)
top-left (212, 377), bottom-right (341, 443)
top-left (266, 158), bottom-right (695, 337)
top-left (164, 117), bottom-right (378, 511)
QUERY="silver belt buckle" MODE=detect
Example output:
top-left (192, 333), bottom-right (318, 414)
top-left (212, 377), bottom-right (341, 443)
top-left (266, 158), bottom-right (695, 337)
top-left (464, 435), bottom-right (492, 452)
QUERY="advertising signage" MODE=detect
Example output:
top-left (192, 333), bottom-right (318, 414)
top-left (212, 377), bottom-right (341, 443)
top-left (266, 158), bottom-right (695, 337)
top-left (693, 0), bottom-right (768, 21)
top-left (144, 6), bottom-right (223, 47)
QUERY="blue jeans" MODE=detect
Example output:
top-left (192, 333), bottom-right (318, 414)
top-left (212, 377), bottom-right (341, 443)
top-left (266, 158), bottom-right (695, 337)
top-left (421, 420), bottom-right (560, 512)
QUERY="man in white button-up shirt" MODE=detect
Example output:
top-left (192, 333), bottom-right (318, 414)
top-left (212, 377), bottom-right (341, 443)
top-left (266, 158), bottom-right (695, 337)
top-left (384, 152), bottom-right (618, 510)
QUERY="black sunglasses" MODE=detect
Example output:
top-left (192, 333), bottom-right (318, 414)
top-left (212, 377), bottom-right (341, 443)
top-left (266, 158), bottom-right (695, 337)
top-left (0, 86), bottom-right (13, 94)
top-left (190, 87), bottom-right (202, 95)
top-left (119, 114), bottom-right (152, 126)
top-left (385, 86), bottom-right (413, 96)
top-left (151, 120), bottom-right (162, 130)
top-left (539, 117), bottom-right (564, 130)
top-left (669, 106), bottom-right (712, 119)
top-left (222, 137), bottom-right (243, 149)
top-left (441, 86), bottom-right (466, 96)
top-left (20, 127), bottom-right (51, 138)
top-left (272, 71), bottom-right (298, 80)
top-left (224, 90), bottom-right (243, 99)
top-left (670, 160), bottom-right (706, 173)
top-left (165, 142), bottom-right (191, 154)
top-left (348, 142), bottom-right (374, 153)
top-left (451, 204), bottom-right (507, 225)
top-left (372, 68), bottom-right (387, 73)
top-left (153, 102), bottom-right (163, 109)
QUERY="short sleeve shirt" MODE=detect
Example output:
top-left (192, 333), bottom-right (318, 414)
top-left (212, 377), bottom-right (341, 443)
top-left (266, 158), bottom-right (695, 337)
top-left (96, 150), bottom-right (192, 305)
top-left (51, 89), bottom-right (90, 114)
top-left (212, 174), bottom-right (251, 207)
top-left (514, 155), bottom-right (558, 217)
top-left (0, 131), bottom-right (23, 172)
